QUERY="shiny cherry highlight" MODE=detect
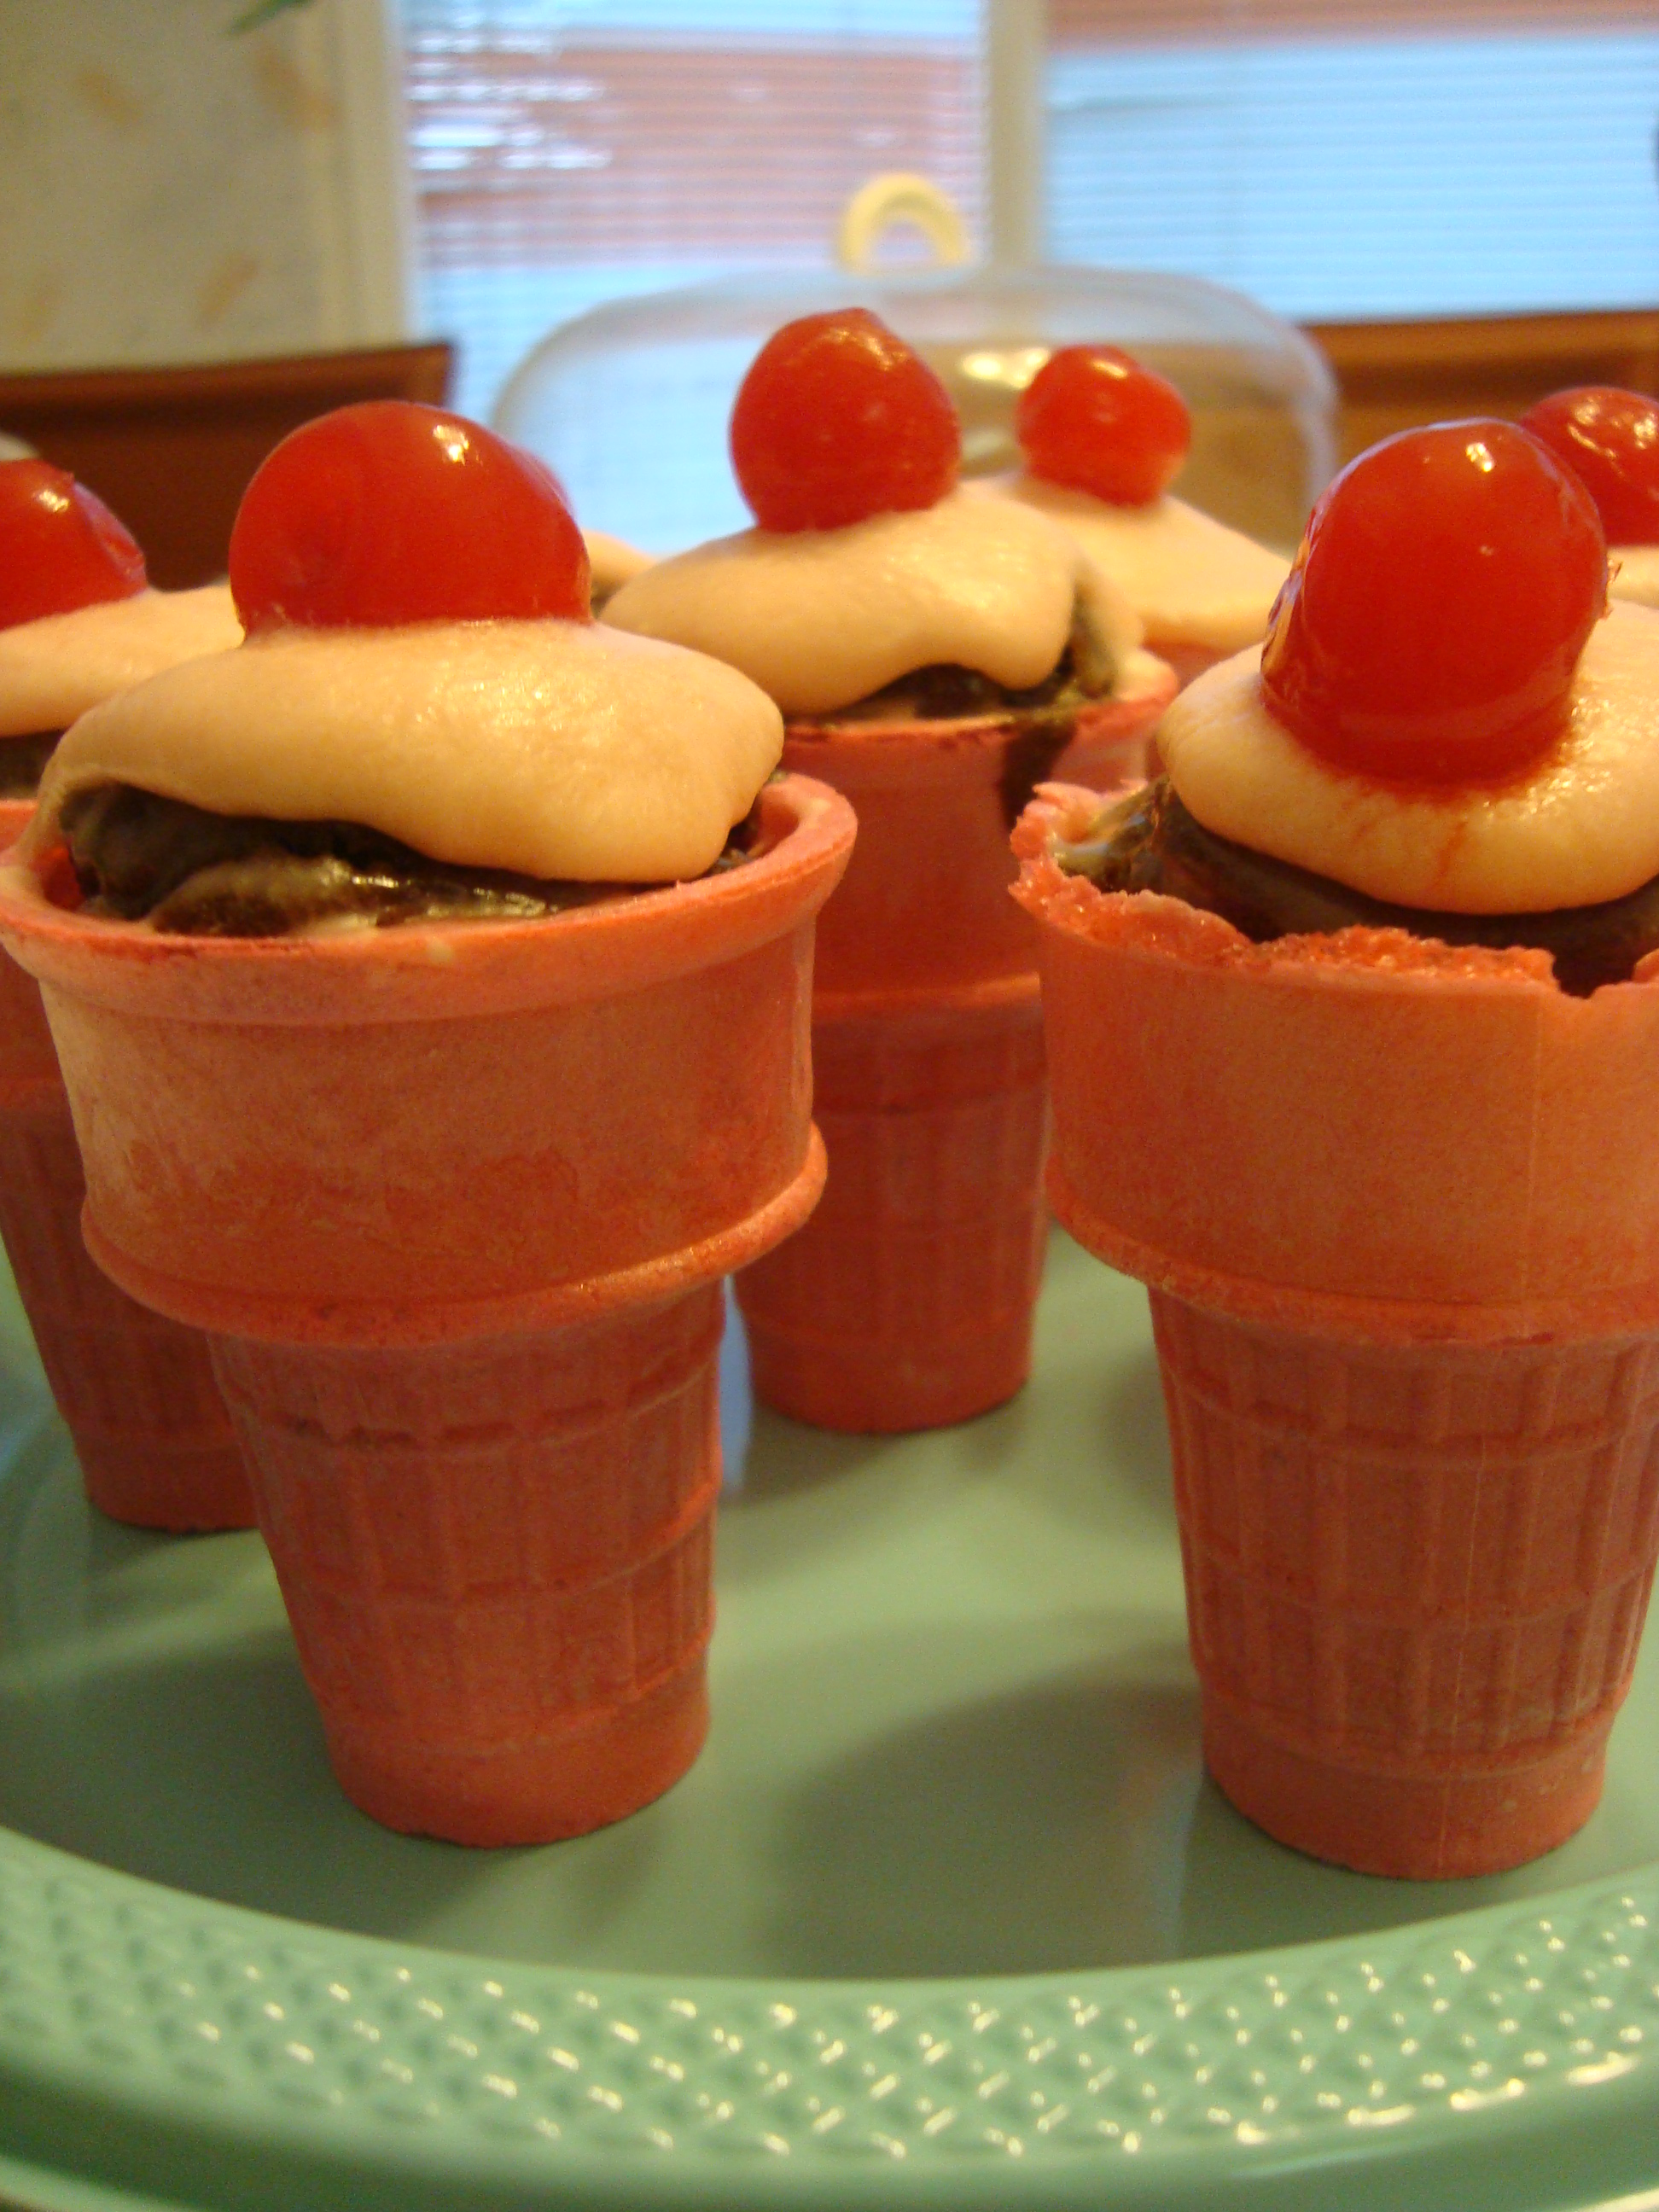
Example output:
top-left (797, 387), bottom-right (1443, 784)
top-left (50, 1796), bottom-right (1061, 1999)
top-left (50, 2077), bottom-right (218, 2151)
top-left (0, 460), bottom-right (147, 630)
top-left (1016, 346), bottom-right (1190, 508)
top-left (730, 308), bottom-right (959, 533)
top-left (230, 402), bottom-right (590, 633)
top-left (1521, 386), bottom-right (1659, 546)
top-left (1260, 420), bottom-right (1607, 785)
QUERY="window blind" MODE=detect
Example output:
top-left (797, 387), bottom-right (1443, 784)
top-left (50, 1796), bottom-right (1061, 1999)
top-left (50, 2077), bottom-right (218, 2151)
top-left (1050, 0), bottom-right (1658, 37)
top-left (1047, 8), bottom-right (1659, 323)
top-left (399, 2), bottom-right (1659, 430)
top-left (400, 0), bottom-right (984, 418)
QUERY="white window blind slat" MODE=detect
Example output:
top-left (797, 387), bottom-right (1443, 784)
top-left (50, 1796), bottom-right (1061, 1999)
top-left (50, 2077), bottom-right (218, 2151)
top-left (1048, 31), bottom-right (1659, 321)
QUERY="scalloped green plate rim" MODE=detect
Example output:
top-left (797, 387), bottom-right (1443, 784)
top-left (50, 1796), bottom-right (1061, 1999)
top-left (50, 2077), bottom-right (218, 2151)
top-left (3, 1823), bottom-right (1659, 2211)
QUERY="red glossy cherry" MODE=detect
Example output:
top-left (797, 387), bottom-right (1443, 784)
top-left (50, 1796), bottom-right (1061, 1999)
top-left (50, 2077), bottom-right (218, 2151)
top-left (1521, 386), bottom-right (1659, 546)
top-left (230, 401), bottom-right (590, 633)
top-left (0, 459), bottom-right (146, 629)
top-left (1016, 346), bottom-right (1190, 507)
top-left (1260, 420), bottom-right (1607, 785)
top-left (730, 308), bottom-right (958, 533)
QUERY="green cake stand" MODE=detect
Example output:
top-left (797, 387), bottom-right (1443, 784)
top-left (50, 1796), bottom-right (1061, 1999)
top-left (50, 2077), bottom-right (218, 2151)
top-left (0, 1232), bottom-right (1656, 2211)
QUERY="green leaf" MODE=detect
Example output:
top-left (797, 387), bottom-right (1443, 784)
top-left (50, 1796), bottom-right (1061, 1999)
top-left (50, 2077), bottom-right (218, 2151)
top-left (229, 0), bottom-right (313, 31)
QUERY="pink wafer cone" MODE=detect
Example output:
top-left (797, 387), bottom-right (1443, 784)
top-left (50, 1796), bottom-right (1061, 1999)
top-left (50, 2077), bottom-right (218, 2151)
top-left (1153, 1296), bottom-right (1659, 1877)
top-left (740, 979), bottom-right (1048, 1431)
top-left (0, 776), bottom-right (854, 1842)
top-left (738, 674), bottom-right (1173, 1433)
top-left (1015, 782), bottom-right (1659, 1877)
top-left (211, 1288), bottom-right (724, 1845)
top-left (0, 800), bottom-right (250, 1531)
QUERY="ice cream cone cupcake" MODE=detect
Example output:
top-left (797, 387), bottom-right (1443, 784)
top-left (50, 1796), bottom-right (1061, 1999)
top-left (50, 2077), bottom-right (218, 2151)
top-left (1522, 385), bottom-right (1659, 621)
top-left (974, 345), bottom-right (1289, 690)
top-left (1016, 419), bottom-right (1659, 1877)
top-left (0, 403), bottom-right (854, 1843)
top-left (0, 462), bottom-right (250, 1530)
top-left (609, 310), bottom-right (1174, 1431)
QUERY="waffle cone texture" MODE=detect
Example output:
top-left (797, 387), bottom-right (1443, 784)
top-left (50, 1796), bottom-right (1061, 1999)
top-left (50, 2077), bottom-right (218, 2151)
top-left (739, 979), bottom-right (1050, 1432)
top-left (1013, 782), bottom-right (1659, 1877)
top-left (0, 800), bottom-right (249, 1531)
top-left (740, 673), bottom-right (1174, 1433)
top-left (211, 1288), bottom-right (725, 1846)
top-left (0, 776), bottom-right (855, 1842)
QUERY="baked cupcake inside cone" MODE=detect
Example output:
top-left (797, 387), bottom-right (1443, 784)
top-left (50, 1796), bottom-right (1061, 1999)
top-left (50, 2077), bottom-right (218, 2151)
top-left (30, 409), bottom-right (783, 935)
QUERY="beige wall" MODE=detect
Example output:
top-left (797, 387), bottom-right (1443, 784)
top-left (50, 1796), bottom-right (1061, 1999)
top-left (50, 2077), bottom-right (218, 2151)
top-left (0, 0), bottom-right (410, 375)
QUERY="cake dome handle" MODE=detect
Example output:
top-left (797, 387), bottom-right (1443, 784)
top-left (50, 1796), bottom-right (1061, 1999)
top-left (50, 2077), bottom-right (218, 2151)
top-left (835, 173), bottom-right (969, 272)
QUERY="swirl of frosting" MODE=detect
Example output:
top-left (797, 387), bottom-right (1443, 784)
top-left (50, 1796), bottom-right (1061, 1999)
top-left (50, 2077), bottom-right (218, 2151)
top-left (0, 586), bottom-right (242, 739)
top-left (1159, 601), bottom-right (1659, 915)
top-left (603, 488), bottom-right (1153, 719)
top-left (975, 472), bottom-right (1288, 656)
top-left (29, 619), bottom-right (783, 884)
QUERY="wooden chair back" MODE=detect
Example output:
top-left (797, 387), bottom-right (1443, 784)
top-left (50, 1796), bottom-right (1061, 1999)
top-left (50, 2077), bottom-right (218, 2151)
top-left (1305, 308), bottom-right (1659, 469)
top-left (0, 343), bottom-right (453, 589)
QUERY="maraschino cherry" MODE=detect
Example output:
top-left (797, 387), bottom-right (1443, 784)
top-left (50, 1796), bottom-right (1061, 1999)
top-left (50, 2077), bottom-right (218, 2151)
top-left (230, 401), bottom-right (590, 633)
top-left (0, 460), bottom-right (147, 631)
top-left (1016, 346), bottom-right (1190, 508)
top-left (730, 308), bottom-right (958, 533)
top-left (1260, 420), bottom-right (1607, 785)
top-left (1520, 387), bottom-right (1659, 546)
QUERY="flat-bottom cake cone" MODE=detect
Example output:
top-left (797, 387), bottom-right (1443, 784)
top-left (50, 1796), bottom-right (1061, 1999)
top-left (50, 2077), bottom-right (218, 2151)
top-left (0, 804), bottom-right (250, 1533)
top-left (743, 672), bottom-right (1173, 1434)
top-left (0, 1086), bottom-right (253, 1529)
top-left (1016, 780), bottom-right (1659, 1877)
top-left (738, 979), bottom-right (1046, 1432)
top-left (1152, 1292), bottom-right (1659, 1879)
top-left (0, 774), bottom-right (854, 1842)
top-left (212, 1286), bottom-right (723, 1845)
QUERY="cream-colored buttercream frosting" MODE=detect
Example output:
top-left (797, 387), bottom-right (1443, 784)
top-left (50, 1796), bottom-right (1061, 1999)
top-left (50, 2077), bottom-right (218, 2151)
top-left (584, 528), bottom-right (652, 607)
top-left (31, 618), bottom-right (784, 884)
top-left (973, 473), bottom-right (1288, 655)
top-left (1610, 545), bottom-right (1659, 610)
top-left (1159, 602), bottom-right (1659, 914)
top-left (0, 585), bottom-right (242, 740)
top-left (604, 488), bottom-right (1154, 719)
